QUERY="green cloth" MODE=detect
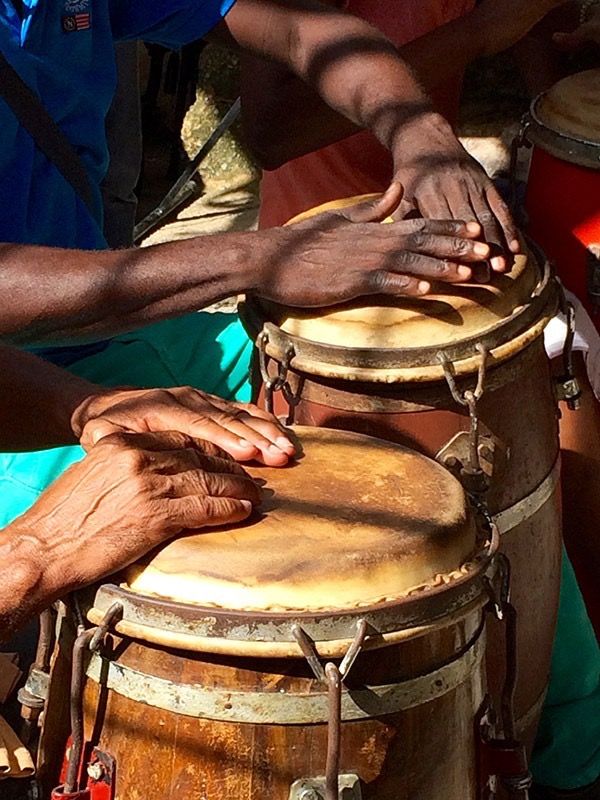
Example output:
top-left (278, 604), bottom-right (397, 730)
top-left (530, 553), bottom-right (600, 789)
top-left (0, 310), bottom-right (598, 790)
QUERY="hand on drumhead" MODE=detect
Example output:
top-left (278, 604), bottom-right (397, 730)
top-left (257, 184), bottom-right (491, 303)
top-left (73, 387), bottom-right (295, 467)
top-left (11, 431), bottom-right (262, 599)
top-left (387, 115), bottom-right (520, 272)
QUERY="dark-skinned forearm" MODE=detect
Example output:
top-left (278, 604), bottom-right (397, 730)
top-left (222, 0), bottom-right (438, 153)
top-left (240, 6), bottom-right (479, 169)
top-left (0, 231), bottom-right (260, 347)
top-left (0, 346), bottom-right (104, 450)
top-left (0, 528), bottom-right (48, 640)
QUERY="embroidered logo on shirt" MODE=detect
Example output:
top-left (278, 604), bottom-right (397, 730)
top-left (62, 0), bottom-right (91, 32)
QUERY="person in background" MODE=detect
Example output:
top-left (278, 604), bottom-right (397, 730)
top-left (242, 2), bottom-right (600, 798)
top-left (101, 42), bottom-right (142, 249)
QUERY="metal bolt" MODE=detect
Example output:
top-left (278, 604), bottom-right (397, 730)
top-left (298, 789), bottom-right (322, 800)
top-left (87, 762), bottom-right (105, 781)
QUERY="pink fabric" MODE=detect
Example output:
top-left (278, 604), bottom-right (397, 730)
top-left (259, 0), bottom-right (475, 228)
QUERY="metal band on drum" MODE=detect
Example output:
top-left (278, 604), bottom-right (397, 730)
top-left (87, 519), bottom-right (496, 657)
top-left (84, 627), bottom-right (486, 724)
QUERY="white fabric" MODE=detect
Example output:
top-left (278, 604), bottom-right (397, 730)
top-left (544, 288), bottom-right (600, 401)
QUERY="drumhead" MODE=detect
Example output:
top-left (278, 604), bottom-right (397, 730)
top-left (124, 427), bottom-right (477, 613)
top-left (536, 69), bottom-right (600, 145)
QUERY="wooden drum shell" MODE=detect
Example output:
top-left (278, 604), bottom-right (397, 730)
top-left (67, 605), bottom-right (486, 800)
top-left (254, 335), bottom-right (562, 747)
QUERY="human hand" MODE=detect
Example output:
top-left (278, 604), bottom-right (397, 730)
top-left (254, 183), bottom-right (491, 304)
top-left (389, 115), bottom-right (519, 272)
top-left (553, 6), bottom-right (600, 48)
top-left (72, 387), bottom-right (295, 467)
top-left (19, 431), bottom-right (262, 595)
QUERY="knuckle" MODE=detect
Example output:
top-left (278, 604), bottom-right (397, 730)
top-left (450, 238), bottom-right (470, 256)
top-left (397, 250), bottom-right (419, 269)
top-left (121, 445), bottom-right (146, 472)
top-left (367, 269), bottom-right (391, 293)
top-left (406, 231), bottom-right (427, 249)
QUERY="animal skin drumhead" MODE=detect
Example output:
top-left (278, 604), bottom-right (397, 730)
top-left (125, 427), bottom-right (477, 612)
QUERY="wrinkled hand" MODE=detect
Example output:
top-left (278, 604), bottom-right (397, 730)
top-left (21, 431), bottom-right (262, 594)
top-left (72, 387), bottom-right (295, 467)
top-left (472, 0), bottom-right (569, 57)
top-left (554, 7), bottom-right (600, 49)
top-left (390, 115), bottom-right (519, 272)
top-left (255, 183), bottom-right (490, 305)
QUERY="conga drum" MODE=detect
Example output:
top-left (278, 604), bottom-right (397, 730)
top-left (240, 202), bottom-right (565, 750)
top-left (521, 69), bottom-right (600, 633)
top-left (523, 68), bottom-right (600, 322)
top-left (44, 428), bottom-right (513, 800)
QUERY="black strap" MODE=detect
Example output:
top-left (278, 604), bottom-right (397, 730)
top-left (0, 50), bottom-right (95, 213)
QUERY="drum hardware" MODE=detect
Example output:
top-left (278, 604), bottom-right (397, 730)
top-left (290, 621), bottom-right (368, 800)
top-left (288, 774), bottom-right (362, 800)
top-left (51, 602), bottom-right (122, 800)
top-left (18, 608), bottom-right (56, 747)
top-left (258, 330), bottom-right (302, 422)
top-left (586, 244), bottom-right (600, 314)
top-left (479, 555), bottom-right (532, 800)
top-left (555, 290), bottom-right (582, 411)
top-left (509, 118), bottom-right (532, 224)
top-left (437, 343), bottom-right (490, 496)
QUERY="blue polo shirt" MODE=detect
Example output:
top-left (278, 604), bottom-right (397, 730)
top-left (0, 0), bottom-right (235, 364)
top-left (0, 0), bottom-right (234, 251)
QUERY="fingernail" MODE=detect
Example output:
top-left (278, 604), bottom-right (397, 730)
top-left (457, 266), bottom-right (472, 279)
top-left (240, 500), bottom-right (253, 512)
top-left (417, 281), bottom-right (430, 294)
top-left (466, 222), bottom-right (480, 234)
top-left (237, 438), bottom-right (255, 449)
top-left (276, 436), bottom-right (295, 451)
top-left (490, 256), bottom-right (505, 271)
top-left (509, 239), bottom-right (520, 253)
top-left (474, 243), bottom-right (490, 257)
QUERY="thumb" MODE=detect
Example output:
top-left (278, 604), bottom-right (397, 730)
top-left (80, 418), bottom-right (129, 450)
top-left (340, 182), bottom-right (404, 224)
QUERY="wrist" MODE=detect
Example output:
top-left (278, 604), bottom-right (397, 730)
top-left (0, 524), bottom-right (49, 611)
top-left (4, 518), bottom-right (80, 603)
top-left (391, 110), bottom-right (458, 162)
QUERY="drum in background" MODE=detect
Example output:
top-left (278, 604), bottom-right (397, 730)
top-left (46, 427), bottom-right (505, 800)
top-left (523, 68), bottom-right (600, 325)
top-left (520, 71), bottom-right (600, 634)
top-left (241, 197), bottom-right (565, 750)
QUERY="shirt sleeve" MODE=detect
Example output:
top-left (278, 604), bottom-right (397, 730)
top-left (110, 0), bottom-right (236, 48)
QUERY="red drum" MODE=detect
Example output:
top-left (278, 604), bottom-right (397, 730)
top-left (521, 70), bottom-right (600, 633)
top-left (524, 68), bottom-right (600, 326)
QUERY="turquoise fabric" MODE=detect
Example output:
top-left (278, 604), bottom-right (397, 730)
top-left (0, 311), bottom-right (252, 525)
top-left (531, 553), bottom-right (600, 789)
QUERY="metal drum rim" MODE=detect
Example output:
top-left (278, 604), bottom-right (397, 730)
top-left (524, 92), bottom-right (600, 169)
top-left (240, 238), bottom-right (557, 381)
top-left (87, 522), bottom-right (497, 656)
